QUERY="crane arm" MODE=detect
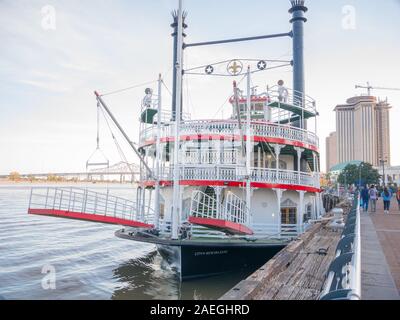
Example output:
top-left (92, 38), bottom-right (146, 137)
top-left (355, 83), bottom-right (400, 93)
top-left (371, 86), bottom-right (400, 91)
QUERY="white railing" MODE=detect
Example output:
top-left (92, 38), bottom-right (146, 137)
top-left (250, 168), bottom-right (317, 187)
top-left (320, 195), bottom-right (361, 300)
top-left (180, 149), bottom-right (241, 165)
top-left (190, 190), bottom-right (217, 219)
top-left (154, 166), bottom-right (319, 188)
top-left (222, 192), bottom-right (249, 225)
top-left (29, 187), bottom-right (154, 224)
top-left (190, 190), bottom-right (249, 226)
top-left (139, 120), bottom-right (319, 149)
top-left (160, 218), bottom-right (299, 240)
top-left (266, 86), bottom-right (317, 115)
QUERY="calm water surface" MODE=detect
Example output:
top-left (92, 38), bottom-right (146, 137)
top-left (0, 184), bottom-right (253, 300)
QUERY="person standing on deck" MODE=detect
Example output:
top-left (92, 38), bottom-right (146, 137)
top-left (396, 187), bottom-right (400, 211)
top-left (361, 186), bottom-right (370, 212)
top-left (277, 80), bottom-right (289, 103)
top-left (381, 187), bottom-right (393, 214)
top-left (369, 185), bottom-right (378, 213)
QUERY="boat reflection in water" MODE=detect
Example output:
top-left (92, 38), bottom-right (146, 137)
top-left (111, 250), bottom-right (255, 300)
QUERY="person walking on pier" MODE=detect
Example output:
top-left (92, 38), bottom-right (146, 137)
top-left (396, 187), bottom-right (400, 211)
top-left (369, 185), bottom-right (378, 213)
top-left (381, 187), bottom-right (393, 214)
top-left (361, 186), bottom-right (369, 212)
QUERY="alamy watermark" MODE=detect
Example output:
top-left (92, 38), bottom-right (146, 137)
top-left (342, 5), bottom-right (356, 30)
top-left (41, 264), bottom-right (56, 290)
top-left (41, 5), bottom-right (56, 31)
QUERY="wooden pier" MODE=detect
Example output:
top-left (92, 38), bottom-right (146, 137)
top-left (221, 197), bottom-right (400, 300)
top-left (221, 201), bottom-right (351, 300)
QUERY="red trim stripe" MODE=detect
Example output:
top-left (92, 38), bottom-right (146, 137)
top-left (141, 135), bottom-right (319, 152)
top-left (28, 208), bottom-right (154, 228)
top-left (141, 180), bottom-right (321, 193)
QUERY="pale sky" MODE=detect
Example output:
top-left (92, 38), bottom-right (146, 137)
top-left (1, 0), bottom-right (399, 174)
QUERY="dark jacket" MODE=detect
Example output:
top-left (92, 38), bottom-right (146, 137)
top-left (361, 188), bottom-right (369, 200)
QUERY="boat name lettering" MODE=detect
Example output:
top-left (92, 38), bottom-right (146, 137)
top-left (194, 250), bottom-right (228, 256)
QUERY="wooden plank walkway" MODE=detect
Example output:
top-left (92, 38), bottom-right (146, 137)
top-left (361, 199), bottom-right (400, 300)
top-left (221, 202), bottom-right (350, 300)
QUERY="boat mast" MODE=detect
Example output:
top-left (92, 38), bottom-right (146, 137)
top-left (154, 74), bottom-right (162, 229)
top-left (233, 81), bottom-right (246, 158)
top-left (290, 0), bottom-right (308, 128)
top-left (246, 67), bottom-right (252, 225)
top-left (171, 0), bottom-right (184, 240)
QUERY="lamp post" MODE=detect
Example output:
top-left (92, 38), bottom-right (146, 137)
top-left (358, 163), bottom-right (362, 189)
top-left (379, 158), bottom-right (388, 186)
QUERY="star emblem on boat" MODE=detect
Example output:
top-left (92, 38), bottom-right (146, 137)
top-left (257, 60), bottom-right (267, 70)
top-left (227, 60), bottom-right (243, 76)
top-left (205, 65), bottom-right (214, 74)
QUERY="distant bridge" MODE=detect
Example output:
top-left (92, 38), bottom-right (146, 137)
top-left (1, 162), bottom-right (141, 183)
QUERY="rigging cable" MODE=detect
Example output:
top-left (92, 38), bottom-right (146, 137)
top-left (86, 101), bottom-right (109, 170)
top-left (98, 104), bottom-right (134, 173)
top-left (101, 80), bottom-right (157, 97)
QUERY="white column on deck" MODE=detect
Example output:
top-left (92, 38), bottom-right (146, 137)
top-left (295, 147), bottom-right (304, 185)
top-left (246, 67), bottom-right (252, 225)
top-left (298, 190), bottom-right (305, 234)
top-left (272, 144), bottom-right (283, 179)
top-left (215, 187), bottom-right (223, 219)
top-left (171, 0), bottom-right (184, 239)
top-left (273, 188), bottom-right (285, 238)
top-left (154, 74), bottom-right (162, 229)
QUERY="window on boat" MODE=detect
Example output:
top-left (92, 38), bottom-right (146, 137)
top-left (281, 207), bottom-right (297, 225)
top-left (271, 160), bottom-right (288, 170)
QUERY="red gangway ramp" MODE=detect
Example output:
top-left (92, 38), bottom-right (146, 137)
top-left (188, 216), bottom-right (253, 236)
top-left (28, 187), bottom-right (154, 228)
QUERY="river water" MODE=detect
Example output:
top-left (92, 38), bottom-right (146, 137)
top-left (0, 184), bottom-right (253, 300)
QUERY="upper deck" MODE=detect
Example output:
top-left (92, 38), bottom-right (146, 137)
top-left (140, 119), bottom-right (319, 152)
top-left (137, 83), bottom-right (321, 192)
top-left (139, 85), bottom-right (319, 152)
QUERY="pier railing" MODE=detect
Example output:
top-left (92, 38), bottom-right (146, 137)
top-left (29, 187), bottom-right (154, 224)
top-left (319, 194), bottom-right (361, 300)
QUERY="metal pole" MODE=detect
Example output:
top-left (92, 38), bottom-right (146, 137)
top-left (171, 14), bottom-right (178, 120)
top-left (289, 0), bottom-right (308, 128)
top-left (171, 10), bottom-right (187, 120)
top-left (171, 0), bottom-right (184, 240)
top-left (184, 32), bottom-right (291, 48)
top-left (246, 67), bottom-right (252, 225)
top-left (233, 81), bottom-right (245, 157)
top-left (382, 160), bottom-right (386, 186)
top-left (154, 74), bottom-right (162, 229)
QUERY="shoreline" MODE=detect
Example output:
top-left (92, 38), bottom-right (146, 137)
top-left (0, 179), bottom-right (136, 185)
top-left (0, 180), bottom-right (138, 189)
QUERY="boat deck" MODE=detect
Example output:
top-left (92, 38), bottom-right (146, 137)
top-left (115, 229), bottom-right (289, 247)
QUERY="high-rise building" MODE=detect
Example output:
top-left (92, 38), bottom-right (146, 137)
top-left (375, 99), bottom-right (391, 166)
top-left (325, 132), bottom-right (337, 172)
top-left (334, 96), bottom-right (391, 167)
